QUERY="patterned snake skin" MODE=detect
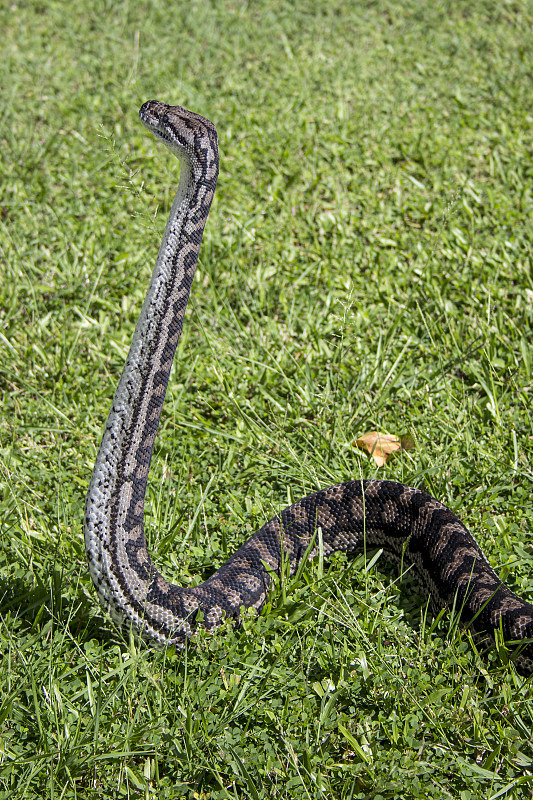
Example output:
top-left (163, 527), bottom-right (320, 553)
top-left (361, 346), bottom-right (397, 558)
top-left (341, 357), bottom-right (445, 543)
top-left (84, 101), bottom-right (533, 674)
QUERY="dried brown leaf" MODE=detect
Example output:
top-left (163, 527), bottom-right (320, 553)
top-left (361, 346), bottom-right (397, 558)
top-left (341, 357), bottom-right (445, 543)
top-left (356, 431), bottom-right (414, 467)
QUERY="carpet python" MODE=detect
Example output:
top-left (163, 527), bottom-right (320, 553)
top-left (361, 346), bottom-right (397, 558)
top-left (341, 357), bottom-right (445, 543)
top-left (84, 101), bottom-right (533, 674)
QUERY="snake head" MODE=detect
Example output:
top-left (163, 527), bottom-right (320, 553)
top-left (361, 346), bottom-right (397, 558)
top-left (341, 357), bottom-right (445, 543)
top-left (139, 100), bottom-right (218, 183)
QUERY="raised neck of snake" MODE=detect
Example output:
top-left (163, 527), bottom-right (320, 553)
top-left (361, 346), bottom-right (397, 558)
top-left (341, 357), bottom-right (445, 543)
top-left (84, 102), bottom-right (219, 640)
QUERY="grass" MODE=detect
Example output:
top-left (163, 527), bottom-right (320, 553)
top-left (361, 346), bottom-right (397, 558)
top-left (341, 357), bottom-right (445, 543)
top-left (1, 0), bottom-right (533, 797)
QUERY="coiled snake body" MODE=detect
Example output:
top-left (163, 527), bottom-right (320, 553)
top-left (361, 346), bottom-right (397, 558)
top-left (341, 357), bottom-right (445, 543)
top-left (84, 101), bottom-right (533, 674)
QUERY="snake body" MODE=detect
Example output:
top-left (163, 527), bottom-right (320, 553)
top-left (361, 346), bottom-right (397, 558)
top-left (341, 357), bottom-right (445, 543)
top-left (84, 101), bottom-right (533, 674)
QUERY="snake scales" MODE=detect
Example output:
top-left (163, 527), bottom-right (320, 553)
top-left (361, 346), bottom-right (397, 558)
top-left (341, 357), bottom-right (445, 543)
top-left (84, 101), bottom-right (533, 674)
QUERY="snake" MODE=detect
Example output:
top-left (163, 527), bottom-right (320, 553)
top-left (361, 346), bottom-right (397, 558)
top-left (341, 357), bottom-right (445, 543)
top-left (84, 100), bottom-right (533, 674)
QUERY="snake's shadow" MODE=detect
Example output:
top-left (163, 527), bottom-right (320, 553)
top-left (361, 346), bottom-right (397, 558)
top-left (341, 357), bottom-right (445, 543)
top-left (0, 568), bottom-right (120, 646)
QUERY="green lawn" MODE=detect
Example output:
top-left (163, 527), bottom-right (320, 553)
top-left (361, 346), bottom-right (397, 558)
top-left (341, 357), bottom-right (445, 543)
top-left (1, 0), bottom-right (533, 797)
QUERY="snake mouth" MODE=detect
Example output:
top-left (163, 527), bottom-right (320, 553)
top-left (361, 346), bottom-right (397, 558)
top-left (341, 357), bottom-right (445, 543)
top-left (148, 126), bottom-right (173, 146)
